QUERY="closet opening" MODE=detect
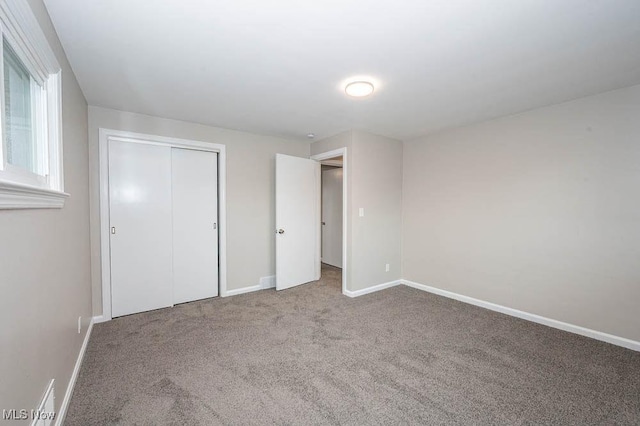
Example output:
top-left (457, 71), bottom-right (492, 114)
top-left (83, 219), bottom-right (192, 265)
top-left (98, 129), bottom-right (227, 320)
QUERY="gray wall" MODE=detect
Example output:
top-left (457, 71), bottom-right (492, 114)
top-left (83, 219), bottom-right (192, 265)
top-left (312, 130), bottom-right (403, 292)
top-left (0, 0), bottom-right (91, 416)
top-left (88, 107), bottom-right (311, 315)
top-left (402, 84), bottom-right (640, 341)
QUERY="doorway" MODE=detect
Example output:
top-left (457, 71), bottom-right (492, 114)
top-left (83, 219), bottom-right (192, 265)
top-left (321, 159), bottom-right (343, 269)
top-left (311, 148), bottom-right (348, 294)
top-left (274, 148), bottom-right (348, 294)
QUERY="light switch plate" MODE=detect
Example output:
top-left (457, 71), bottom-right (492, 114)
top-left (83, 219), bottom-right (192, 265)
top-left (359, 207), bottom-right (364, 217)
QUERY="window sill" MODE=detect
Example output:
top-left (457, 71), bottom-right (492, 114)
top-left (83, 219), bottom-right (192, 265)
top-left (0, 180), bottom-right (68, 209)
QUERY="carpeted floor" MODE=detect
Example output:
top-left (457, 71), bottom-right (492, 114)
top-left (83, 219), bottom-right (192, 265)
top-left (66, 264), bottom-right (640, 425)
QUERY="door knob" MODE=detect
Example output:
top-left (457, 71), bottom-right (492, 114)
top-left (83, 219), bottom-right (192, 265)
top-left (277, 229), bottom-right (285, 234)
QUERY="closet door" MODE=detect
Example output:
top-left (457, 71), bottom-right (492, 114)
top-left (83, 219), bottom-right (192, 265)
top-left (109, 140), bottom-right (173, 317)
top-left (171, 148), bottom-right (219, 304)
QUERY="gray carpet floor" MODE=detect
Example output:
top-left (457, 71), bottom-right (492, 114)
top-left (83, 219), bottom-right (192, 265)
top-left (66, 265), bottom-right (640, 425)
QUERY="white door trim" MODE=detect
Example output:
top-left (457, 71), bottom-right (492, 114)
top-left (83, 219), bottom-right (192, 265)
top-left (320, 159), bottom-right (343, 167)
top-left (98, 128), bottom-right (227, 321)
top-left (310, 147), bottom-right (348, 295)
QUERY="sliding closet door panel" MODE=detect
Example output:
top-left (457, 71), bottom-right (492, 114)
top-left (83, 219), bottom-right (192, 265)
top-left (109, 140), bottom-right (173, 317)
top-left (172, 148), bottom-right (219, 304)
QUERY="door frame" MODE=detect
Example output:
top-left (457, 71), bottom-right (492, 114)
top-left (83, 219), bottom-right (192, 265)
top-left (310, 147), bottom-right (348, 295)
top-left (98, 128), bottom-right (227, 321)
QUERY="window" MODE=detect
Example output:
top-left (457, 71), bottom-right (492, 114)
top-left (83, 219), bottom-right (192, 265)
top-left (0, 2), bottom-right (65, 209)
top-left (4, 39), bottom-right (44, 178)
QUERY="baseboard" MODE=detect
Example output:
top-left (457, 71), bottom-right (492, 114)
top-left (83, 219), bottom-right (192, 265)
top-left (92, 315), bottom-right (107, 324)
top-left (55, 316), bottom-right (96, 426)
top-left (402, 279), bottom-right (640, 352)
top-left (259, 275), bottom-right (276, 289)
top-left (222, 275), bottom-right (276, 297)
top-left (222, 284), bottom-right (262, 297)
top-left (344, 279), bottom-right (402, 298)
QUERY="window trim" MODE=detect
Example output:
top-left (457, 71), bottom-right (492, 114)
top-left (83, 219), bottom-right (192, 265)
top-left (0, 1), bottom-right (66, 209)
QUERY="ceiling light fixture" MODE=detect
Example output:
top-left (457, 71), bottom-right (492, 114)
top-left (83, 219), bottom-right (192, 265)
top-left (307, 133), bottom-right (315, 139)
top-left (345, 81), bottom-right (374, 98)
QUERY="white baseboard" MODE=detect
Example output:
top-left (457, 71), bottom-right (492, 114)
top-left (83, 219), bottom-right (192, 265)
top-left (55, 316), bottom-right (96, 426)
top-left (402, 279), bottom-right (640, 352)
top-left (222, 275), bottom-right (276, 297)
top-left (259, 275), bottom-right (276, 289)
top-left (222, 284), bottom-right (262, 297)
top-left (344, 279), bottom-right (402, 298)
top-left (92, 315), bottom-right (107, 324)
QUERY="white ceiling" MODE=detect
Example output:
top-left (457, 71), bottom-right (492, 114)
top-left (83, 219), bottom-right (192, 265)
top-left (44, 0), bottom-right (640, 141)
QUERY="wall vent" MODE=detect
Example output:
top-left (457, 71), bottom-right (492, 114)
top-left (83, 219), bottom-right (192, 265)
top-left (32, 379), bottom-right (55, 426)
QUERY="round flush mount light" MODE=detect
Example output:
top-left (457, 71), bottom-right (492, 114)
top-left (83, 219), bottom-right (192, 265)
top-left (307, 133), bottom-right (315, 139)
top-left (345, 81), bottom-right (374, 98)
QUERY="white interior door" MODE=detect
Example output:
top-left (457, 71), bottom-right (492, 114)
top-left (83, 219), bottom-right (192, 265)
top-left (109, 140), bottom-right (173, 317)
top-left (276, 154), bottom-right (320, 290)
top-left (172, 148), bottom-right (219, 304)
top-left (322, 168), bottom-right (343, 268)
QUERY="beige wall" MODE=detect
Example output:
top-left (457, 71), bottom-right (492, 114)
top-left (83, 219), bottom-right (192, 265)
top-left (312, 130), bottom-right (403, 292)
top-left (0, 0), bottom-right (91, 417)
top-left (351, 131), bottom-right (403, 290)
top-left (402, 85), bottom-right (640, 341)
top-left (88, 107), bottom-right (310, 315)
